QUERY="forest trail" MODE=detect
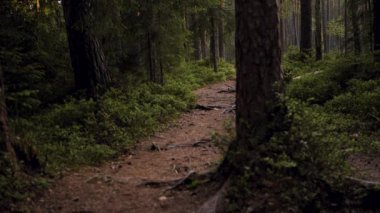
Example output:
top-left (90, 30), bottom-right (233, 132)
top-left (33, 80), bottom-right (236, 213)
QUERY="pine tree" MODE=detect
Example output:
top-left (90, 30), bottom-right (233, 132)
top-left (301, 0), bottom-right (312, 57)
top-left (62, 0), bottom-right (111, 98)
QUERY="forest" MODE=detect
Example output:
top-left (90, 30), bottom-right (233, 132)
top-left (0, 0), bottom-right (379, 212)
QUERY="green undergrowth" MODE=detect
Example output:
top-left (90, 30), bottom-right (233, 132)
top-left (227, 52), bottom-right (380, 211)
top-left (0, 61), bottom-right (235, 210)
top-left (286, 53), bottom-right (380, 153)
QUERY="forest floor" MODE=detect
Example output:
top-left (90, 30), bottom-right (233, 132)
top-left (32, 80), bottom-right (236, 213)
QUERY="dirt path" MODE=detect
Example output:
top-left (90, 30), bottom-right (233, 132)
top-left (33, 80), bottom-right (236, 213)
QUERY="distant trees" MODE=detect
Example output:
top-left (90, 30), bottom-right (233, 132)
top-left (62, 0), bottom-right (110, 98)
top-left (279, 0), bottom-right (375, 58)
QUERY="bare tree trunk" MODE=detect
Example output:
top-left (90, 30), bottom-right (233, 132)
top-left (0, 70), bottom-right (18, 168)
top-left (350, 0), bottom-right (361, 55)
top-left (147, 32), bottom-right (157, 83)
top-left (210, 8), bottom-right (219, 72)
top-left (316, 0), bottom-right (323, 60)
top-left (218, 0), bottom-right (225, 59)
top-left (200, 29), bottom-right (208, 60)
top-left (344, 0), bottom-right (349, 54)
top-left (191, 13), bottom-right (202, 60)
top-left (301, 0), bottom-right (312, 57)
top-left (322, 0), bottom-right (329, 53)
top-left (62, 0), bottom-right (110, 98)
top-left (235, 0), bottom-right (283, 149)
top-left (374, 0), bottom-right (380, 61)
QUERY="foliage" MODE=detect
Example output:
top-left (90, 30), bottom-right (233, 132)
top-left (227, 54), bottom-right (380, 211)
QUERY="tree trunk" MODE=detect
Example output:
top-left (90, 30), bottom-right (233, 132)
top-left (218, 0), bottom-right (225, 59)
top-left (0, 70), bottom-right (18, 168)
top-left (62, 0), bottom-right (110, 98)
top-left (322, 0), bottom-right (329, 53)
top-left (200, 29), bottom-right (208, 60)
top-left (191, 13), bottom-right (202, 60)
top-left (210, 8), bottom-right (219, 72)
top-left (350, 0), bottom-right (361, 55)
top-left (235, 0), bottom-right (283, 153)
top-left (344, 0), bottom-right (349, 54)
top-left (374, 0), bottom-right (380, 61)
top-left (301, 0), bottom-right (312, 57)
top-left (147, 32), bottom-right (157, 83)
top-left (315, 0), bottom-right (323, 60)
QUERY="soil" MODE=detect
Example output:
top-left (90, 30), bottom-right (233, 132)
top-left (28, 79), bottom-right (380, 212)
top-left (32, 80), bottom-right (236, 213)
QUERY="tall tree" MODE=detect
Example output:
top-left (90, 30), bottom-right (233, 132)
top-left (300, 0), bottom-right (312, 57)
top-left (315, 0), bottom-right (323, 60)
top-left (0, 69), bottom-right (18, 168)
top-left (218, 0), bottom-right (226, 59)
top-left (209, 8), bottom-right (219, 72)
top-left (374, 0), bottom-right (380, 61)
top-left (62, 0), bottom-right (110, 98)
top-left (235, 0), bottom-right (283, 155)
top-left (350, 0), bottom-right (361, 55)
top-left (205, 0), bottom-right (283, 210)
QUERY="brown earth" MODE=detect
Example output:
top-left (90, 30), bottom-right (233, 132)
top-left (32, 80), bottom-right (236, 213)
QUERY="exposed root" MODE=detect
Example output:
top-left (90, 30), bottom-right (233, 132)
top-left (165, 139), bottom-right (212, 149)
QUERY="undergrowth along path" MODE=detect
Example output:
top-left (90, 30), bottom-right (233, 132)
top-left (34, 80), bottom-right (236, 213)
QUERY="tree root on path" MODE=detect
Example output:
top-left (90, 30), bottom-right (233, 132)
top-left (150, 139), bottom-right (213, 152)
top-left (217, 88), bottom-right (236, 93)
top-left (195, 104), bottom-right (226, 111)
top-left (140, 170), bottom-right (213, 191)
top-left (165, 139), bottom-right (212, 149)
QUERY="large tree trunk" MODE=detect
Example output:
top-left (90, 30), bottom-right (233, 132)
top-left (300, 0), bottom-right (312, 57)
top-left (62, 0), bottom-right (110, 98)
top-left (235, 0), bottom-right (283, 152)
top-left (210, 8), bottom-right (219, 72)
top-left (315, 0), bottom-right (323, 60)
top-left (202, 0), bottom-right (283, 210)
top-left (0, 70), bottom-right (18, 168)
top-left (374, 0), bottom-right (380, 61)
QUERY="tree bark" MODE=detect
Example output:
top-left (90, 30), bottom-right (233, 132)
top-left (0, 69), bottom-right (18, 168)
top-left (62, 0), bottom-right (110, 98)
top-left (374, 0), bottom-right (380, 61)
top-left (315, 0), bottom-right (323, 60)
top-left (218, 0), bottom-right (225, 59)
top-left (350, 0), bottom-right (361, 55)
top-left (200, 29), bottom-right (208, 60)
top-left (301, 0), bottom-right (312, 57)
top-left (235, 0), bottom-right (283, 152)
top-left (323, 0), bottom-right (329, 53)
top-left (210, 8), bottom-right (219, 72)
top-left (191, 13), bottom-right (202, 60)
